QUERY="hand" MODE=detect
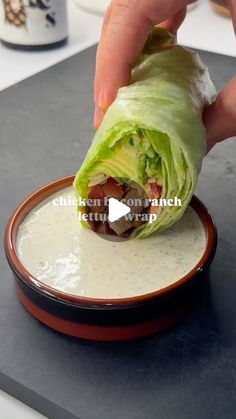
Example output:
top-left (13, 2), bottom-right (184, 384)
top-left (94, 0), bottom-right (236, 150)
top-left (204, 75), bottom-right (236, 151)
top-left (94, 0), bottom-right (188, 127)
top-left (204, 0), bottom-right (236, 150)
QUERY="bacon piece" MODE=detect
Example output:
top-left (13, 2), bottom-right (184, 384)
top-left (103, 178), bottom-right (123, 200)
top-left (88, 184), bottom-right (105, 200)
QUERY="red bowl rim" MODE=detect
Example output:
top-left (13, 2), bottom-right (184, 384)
top-left (4, 175), bottom-right (217, 308)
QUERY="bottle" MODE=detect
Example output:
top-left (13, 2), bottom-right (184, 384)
top-left (0, 0), bottom-right (68, 50)
top-left (209, 0), bottom-right (231, 17)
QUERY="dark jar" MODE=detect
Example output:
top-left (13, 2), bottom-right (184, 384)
top-left (0, 0), bottom-right (68, 51)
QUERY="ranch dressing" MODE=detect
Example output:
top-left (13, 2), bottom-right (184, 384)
top-left (16, 187), bottom-right (206, 299)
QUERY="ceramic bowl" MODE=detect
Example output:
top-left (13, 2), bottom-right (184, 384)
top-left (5, 175), bottom-right (217, 341)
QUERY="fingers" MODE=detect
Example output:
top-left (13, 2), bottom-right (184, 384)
top-left (204, 76), bottom-right (236, 152)
top-left (158, 7), bottom-right (187, 35)
top-left (227, 0), bottom-right (236, 32)
top-left (94, 0), bottom-right (189, 128)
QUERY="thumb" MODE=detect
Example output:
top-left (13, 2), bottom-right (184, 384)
top-left (204, 76), bottom-right (236, 151)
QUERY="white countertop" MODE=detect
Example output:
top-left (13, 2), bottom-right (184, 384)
top-left (0, 0), bottom-right (235, 418)
top-left (0, 390), bottom-right (46, 419)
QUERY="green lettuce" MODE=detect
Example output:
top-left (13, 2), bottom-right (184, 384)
top-left (74, 28), bottom-right (215, 238)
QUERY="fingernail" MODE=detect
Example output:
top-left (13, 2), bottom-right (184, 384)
top-left (98, 88), bottom-right (108, 111)
top-left (93, 106), bottom-right (104, 129)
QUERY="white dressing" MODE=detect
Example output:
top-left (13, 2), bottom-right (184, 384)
top-left (16, 187), bottom-right (206, 299)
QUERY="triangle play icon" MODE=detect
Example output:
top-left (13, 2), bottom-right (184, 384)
top-left (108, 198), bottom-right (131, 223)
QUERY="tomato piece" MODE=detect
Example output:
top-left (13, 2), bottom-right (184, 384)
top-left (103, 178), bottom-right (123, 200)
top-left (149, 183), bottom-right (162, 198)
top-left (88, 184), bottom-right (105, 200)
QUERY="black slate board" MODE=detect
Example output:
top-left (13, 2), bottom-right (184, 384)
top-left (0, 46), bottom-right (236, 419)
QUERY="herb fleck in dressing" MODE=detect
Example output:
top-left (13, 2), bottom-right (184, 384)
top-left (16, 187), bottom-right (206, 299)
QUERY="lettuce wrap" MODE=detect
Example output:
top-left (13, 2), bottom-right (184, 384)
top-left (74, 28), bottom-right (215, 238)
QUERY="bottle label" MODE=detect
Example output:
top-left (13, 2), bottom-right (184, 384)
top-left (0, 0), bottom-right (68, 46)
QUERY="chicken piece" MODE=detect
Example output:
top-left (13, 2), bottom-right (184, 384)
top-left (123, 187), bottom-right (147, 215)
top-left (108, 217), bottom-right (133, 236)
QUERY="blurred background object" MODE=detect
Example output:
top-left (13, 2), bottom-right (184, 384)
top-left (0, 0), bottom-right (68, 50)
top-left (209, 0), bottom-right (231, 17)
top-left (74, 0), bottom-right (200, 15)
top-left (0, 0), bottom-right (235, 92)
top-left (188, 0), bottom-right (199, 11)
top-left (73, 0), bottom-right (232, 20)
top-left (73, 0), bottom-right (109, 16)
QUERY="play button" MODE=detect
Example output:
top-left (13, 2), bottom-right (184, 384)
top-left (108, 198), bottom-right (131, 223)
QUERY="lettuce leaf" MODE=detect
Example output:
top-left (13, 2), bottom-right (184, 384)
top-left (74, 27), bottom-right (215, 238)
